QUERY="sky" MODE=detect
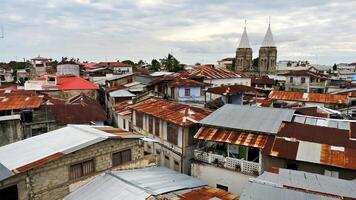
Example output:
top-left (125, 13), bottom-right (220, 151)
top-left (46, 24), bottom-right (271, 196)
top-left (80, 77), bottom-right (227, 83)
top-left (0, 0), bottom-right (355, 65)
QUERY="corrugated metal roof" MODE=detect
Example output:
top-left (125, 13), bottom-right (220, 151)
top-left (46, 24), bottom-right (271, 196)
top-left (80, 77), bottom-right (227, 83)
top-left (240, 168), bottom-right (356, 200)
top-left (64, 167), bottom-right (206, 200)
top-left (129, 98), bottom-right (211, 127)
top-left (161, 186), bottom-right (239, 200)
top-left (293, 114), bottom-right (351, 130)
top-left (199, 104), bottom-right (295, 134)
top-left (206, 85), bottom-right (256, 95)
top-left (0, 125), bottom-right (142, 181)
top-left (0, 95), bottom-right (43, 111)
top-left (266, 122), bottom-right (356, 170)
top-left (269, 91), bottom-right (348, 104)
top-left (195, 127), bottom-right (271, 149)
top-left (109, 89), bottom-right (136, 98)
top-left (190, 67), bottom-right (243, 79)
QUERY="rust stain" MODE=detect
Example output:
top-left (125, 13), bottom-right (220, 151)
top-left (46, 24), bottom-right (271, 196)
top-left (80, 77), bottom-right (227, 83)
top-left (269, 91), bottom-right (348, 104)
top-left (177, 186), bottom-right (239, 200)
top-left (0, 95), bottom-right (43, 111)
top-left (15, 152), bottom-right (64, 173)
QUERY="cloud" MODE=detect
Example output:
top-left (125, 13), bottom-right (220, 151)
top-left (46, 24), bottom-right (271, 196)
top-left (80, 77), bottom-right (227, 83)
top-left (0, 0), bottom-right (355, 64)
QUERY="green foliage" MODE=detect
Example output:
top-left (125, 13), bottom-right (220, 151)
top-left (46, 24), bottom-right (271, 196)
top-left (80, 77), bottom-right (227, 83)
top-left (195, 62), bottom-right (201, 66)
top-left (225, 63), bottom-right (235, 71)
top-left (333, 63), bottom-right (337, 71)
top-left (150, 59), bottom-right (161, 71)
top-left (122, 60), bottom-right (135, 65)
top-left (253, 57), bottom-right (259, 67)
top-left (160, 53), bottom-right (183, 72)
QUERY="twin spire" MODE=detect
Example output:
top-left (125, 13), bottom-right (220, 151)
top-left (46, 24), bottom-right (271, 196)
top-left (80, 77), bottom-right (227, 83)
top-left (237, 20), bottom-right (275, 49)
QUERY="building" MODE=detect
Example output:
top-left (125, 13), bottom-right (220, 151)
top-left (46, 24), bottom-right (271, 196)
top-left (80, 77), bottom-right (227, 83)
top-left (129, 98), bottom-right (211, 174)
top-left (235, 26), bottom-right (252, 72)
top-left (192, 104), bottom-right (295, 195)
top-left (56, 61), bottom-right (80, 76)
top-left (64, 167), bottom-right (238, 200)
top-left (276, 60), bottom-right (311, 73)
top-left (0, 125), bottom-right (149, 200)
top-left (112, 101), bottom-right (132, 131)
top-left (269, 90), bottom-right (348, 109)
top-left (0, 115), bottom-right (22, 146)
top-left (93, 62), bottom-right (133, 74)
top-left (281, 70), bottom-right (330, 93)
top-left (31, 55), bottom-right (49, 76)
top-left (206, 84), bottom-right (256, 105)
top-left (258, 24), bottom-right (277, 74)
top-left (263, 115), bottom-right (356, 180)
top-left (240, 168), bottom-right (356, 200)
top-left (217, 57), bottom-right (235, 69)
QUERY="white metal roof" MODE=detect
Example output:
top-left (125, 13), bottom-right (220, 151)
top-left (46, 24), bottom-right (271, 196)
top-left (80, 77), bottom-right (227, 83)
top-left (238, 26), bottom-right (251, 49)
top-left (109, 89), bottom-right (136, 98)
top-left (199, 104), bottom-right (295, 134)
top-left (64, 167), bottom-right (206, 200)
top-left (0, 125), bottom-right (126, 181)
top-left (261, 24), bottom-right (275, 47)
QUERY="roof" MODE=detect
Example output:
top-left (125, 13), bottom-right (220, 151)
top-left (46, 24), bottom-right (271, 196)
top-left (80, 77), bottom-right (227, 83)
top-left (238, 26), bottom-right (251, 49)
top-left (31, 55), bottom-right (48, 61)
top-left (269, 91), bottom-right (348, 104)
top-left (64, 167), bottom-right (206, 200)
top-left (0, 125), bottom-right (142, 181)
top-left (47, 94), bottom-right (107, 125)
top-left (57, 76), bottom-right (98, 90)
top-left (261, 24), bottom-right (275, 47)
top-left (109, 89), bottom-right (136, 98)
top-left (282, 70), bottom-right (329, 79)
top-left (240, 168), bottom-right (356, 200)
top-left (190, 67), bottom-right (243, 79)
top-left (94, 62), bottom-right (132, 68)
top-left (112, 101), bottom-right (132, 115)
top-left (264, 120), bottom-right (356, 170)
top-left (160, 186), bottom-right (239, 200)
top-left (0, 95), bottom-right (43, 111)
top-left (167, 78), bottom-right (209, 87)
top-left (199, 104), bottom-right (295, 134)
top-left (129, 98), bottom-right (211, 127)
top-left (195, 126), bottom-right (272, 149)
top-left (251, 77), bottom-right (275, 85)
top-left (207, 85), bottom-right (256, 95)
top-left (150, 71), bottom-right (174, 77)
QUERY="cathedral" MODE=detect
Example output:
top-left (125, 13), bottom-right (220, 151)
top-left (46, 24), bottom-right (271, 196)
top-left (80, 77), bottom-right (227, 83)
top-left (235, 23), bottom-right (277, 74)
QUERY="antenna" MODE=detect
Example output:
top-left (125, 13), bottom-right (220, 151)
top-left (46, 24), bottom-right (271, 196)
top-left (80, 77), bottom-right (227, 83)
top-left (269, 16), bottom-right (271, 26)
top-left (244, 19), bottom-right (247, 27)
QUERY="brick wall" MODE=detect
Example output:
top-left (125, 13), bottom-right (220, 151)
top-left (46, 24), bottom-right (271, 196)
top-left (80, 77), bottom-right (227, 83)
top-left (0, 138), bottom-right (149, 200)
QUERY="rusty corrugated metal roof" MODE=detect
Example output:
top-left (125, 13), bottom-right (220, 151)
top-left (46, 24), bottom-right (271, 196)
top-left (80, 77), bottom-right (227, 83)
top-left (266, 122), bottom-right (356, 170)
top-left (190, 67), bottom-right (243, 79)
top-left (0, 95), bottom-right (43, 111)
top-left (172, 186), bottom-right (239, 200)
top-left (269, 91), bottom-right (348, 104)
top-left (207, 85), bottom-right (256, 95)
top-left (195, 127), bottom-right (271, 149)
top-left (129, 98), bottom-right (211, 127)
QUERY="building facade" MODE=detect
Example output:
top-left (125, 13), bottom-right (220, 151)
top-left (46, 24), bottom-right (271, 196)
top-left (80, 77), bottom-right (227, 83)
top-left (258, 24), bottom-right (277, 74)
top-left (235, 26), bottom-right (252, 72)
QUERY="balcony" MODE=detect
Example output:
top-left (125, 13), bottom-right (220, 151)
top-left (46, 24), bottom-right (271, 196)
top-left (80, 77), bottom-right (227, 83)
top-left (194, 150), bottom-right (261, 175)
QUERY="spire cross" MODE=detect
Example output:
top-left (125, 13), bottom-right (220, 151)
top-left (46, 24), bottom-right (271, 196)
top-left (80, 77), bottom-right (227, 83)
top-left (269, 16), bottom-right (271, 26)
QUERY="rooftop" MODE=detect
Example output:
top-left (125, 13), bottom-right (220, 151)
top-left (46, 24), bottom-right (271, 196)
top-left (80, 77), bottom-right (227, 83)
top-left (269, 91), bottom-right (348, 104)
top-left (240, 168), bottom-right (356, 200)
top-left (109, 89), bottom-right (136, 98)
top-left (0, 95), bottom-right (43, 111)
top-left (190, 67), bottom-right (243, 79)
top-left (282, 70), bottom-right (329, 79)
top-left (64, 167), bottom-right (207, 200)
top-left (207, 85), bottom-right (256, 95)
top-left (57, 76), bottom-right (98, 90)
top-left (0, 125), bottom-right (142, 181)
top-left (129, 98), bottom-right (211, 126)
top-left (94, 62), bottom-right (132, 68)
top-left (199, 104), bottom-right (295, 134)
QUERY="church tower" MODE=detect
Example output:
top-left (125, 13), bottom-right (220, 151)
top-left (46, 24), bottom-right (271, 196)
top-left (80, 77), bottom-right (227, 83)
top-left (235, 24), bottom-right (252, 72)
top-left (258, 23), bottom-right (277, 74)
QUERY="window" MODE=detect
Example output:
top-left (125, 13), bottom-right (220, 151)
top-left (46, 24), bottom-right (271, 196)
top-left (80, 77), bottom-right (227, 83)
top-left (184, 88), bottom-right (190, 96)
top-left (289, 77), bottom-right (293, 83)
top-left (70, 159), bottom-right (95, 180)
top-left (123, 119), bottom-right (126, 130)
top-left (136, 111), bottom-right (143, 128)
top-left (174, 160), bottom-right (180, 172)
top-left (148, 116), bottom-right (153, 134)
top-left (167, 123), bottom-right (178, 145)
top-left (301, 77), bottom-right (306, 84)
top-left (112, 149), bottom-right (132, 167)
top-left (216, 184), bottom-right (228, 191)
top-left (154, 118), bottom-right (160, 136)
top-left (325, 170), bottom-right (339, 178)
top-left (164, 155), bottom-right (170, 168)
top-left (286, 163), bottom-right (298, 170)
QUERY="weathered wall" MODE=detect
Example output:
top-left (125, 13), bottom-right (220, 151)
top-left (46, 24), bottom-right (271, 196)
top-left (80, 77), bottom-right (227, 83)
top-left (191, 162), bottom-right (254, 195)
top-left (0, 138), bottom-right (148, 200)
top-left (0, 116), bottom-right (23, 146)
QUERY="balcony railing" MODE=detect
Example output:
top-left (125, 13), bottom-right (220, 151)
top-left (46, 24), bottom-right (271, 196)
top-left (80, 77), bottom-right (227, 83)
top-left (194, 150), bottom-right (261, 175)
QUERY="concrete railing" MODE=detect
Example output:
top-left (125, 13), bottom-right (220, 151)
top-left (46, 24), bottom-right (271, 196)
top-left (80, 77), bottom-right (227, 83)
top-left (194, 150), bottom-right (261, 175)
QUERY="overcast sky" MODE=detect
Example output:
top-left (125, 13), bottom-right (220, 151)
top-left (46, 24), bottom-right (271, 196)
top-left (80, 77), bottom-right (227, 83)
top-left (0, 0), bottom-right (355, 65)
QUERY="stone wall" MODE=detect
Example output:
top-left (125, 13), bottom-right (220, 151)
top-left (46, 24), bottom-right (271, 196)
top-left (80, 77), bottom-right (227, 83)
top-left (0, 115), bottom-right (23, 146)
top-left (0, 138), bottom-right (149, 200)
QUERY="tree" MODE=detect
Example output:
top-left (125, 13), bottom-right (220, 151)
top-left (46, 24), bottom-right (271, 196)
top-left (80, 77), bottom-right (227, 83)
top-left (332, 63), bottom-right (337, 71)
top-left (160, 54), bottom-right (183, 72)
top-left (150, 59), bottom-right (161, 71)
top-left (122, 60), bottom-right (135, 65)
top-left (195, 62), bottom-right (201, 66)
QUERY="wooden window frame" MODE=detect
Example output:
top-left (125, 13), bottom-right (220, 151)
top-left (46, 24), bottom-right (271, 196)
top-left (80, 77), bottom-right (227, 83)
top-left (69, 158), bottom-right (95, 180)
top-left (184, 88), bottom-right (191, 97)
top-left (136, 111), bottom-right (143, 128)
top-left (148, 115), bottom-right (154, 134)
top-left (112, 149), bottom-right (132, 167)
top-left (167, 123), bottom-right (178, 145)
top-left (154, 118), bottom-right (160, 137)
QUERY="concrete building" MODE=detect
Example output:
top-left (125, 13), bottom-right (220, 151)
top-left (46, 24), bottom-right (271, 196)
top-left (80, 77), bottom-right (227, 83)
top-left (31, 55), bottom-right (49, 77)
top-left (0, 125), bottom-right (149, 200)
top-left (281, 70), bottom-right (330, 93)
top-left (235, 26), bottom-right (252, 72)
top-left (56, 61), bottom-right (80, 76)
top-left (258, 24), bottom-right (277, 75)
top-left (130, 98), bottom-right (211, 174)
top-left (0, 115), bottom-right (22, 146)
